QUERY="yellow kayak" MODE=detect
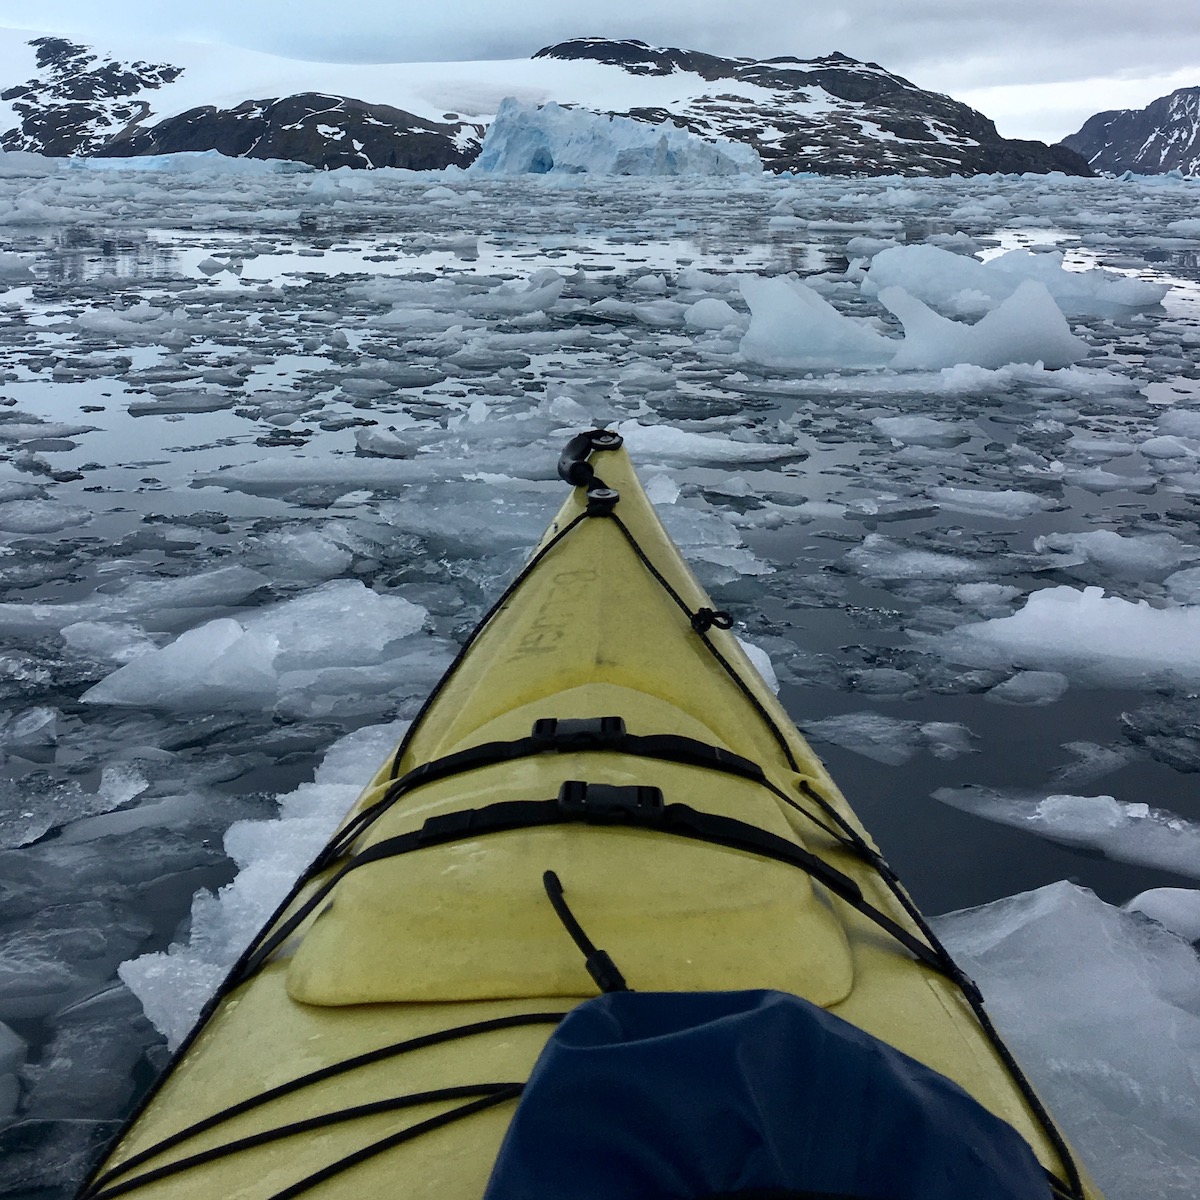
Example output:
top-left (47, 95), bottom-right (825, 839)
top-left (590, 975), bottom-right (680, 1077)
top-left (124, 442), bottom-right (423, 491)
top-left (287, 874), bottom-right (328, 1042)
top-left (79, 430), bottom-right (1101, 1200)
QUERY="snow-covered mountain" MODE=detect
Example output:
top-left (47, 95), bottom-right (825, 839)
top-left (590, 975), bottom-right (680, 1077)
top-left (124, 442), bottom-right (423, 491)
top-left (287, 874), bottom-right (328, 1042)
top-left (1061, 87), bottom-right (1200, 176)
top-left (0, 29), bottom-right (1091, 176)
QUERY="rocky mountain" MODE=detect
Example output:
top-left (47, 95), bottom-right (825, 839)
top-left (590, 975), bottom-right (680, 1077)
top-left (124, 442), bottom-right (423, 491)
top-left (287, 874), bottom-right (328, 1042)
top-left (95, 93), bottom-right (479, 171)
top-left (1060, 87), bottom-right (1200, 175)
top-left (0, 31), bottom-right (1091, 177)
top-left (1, 36), bottom-right (181, 156)
top-left (537, 39), bottom-right (1089, 177)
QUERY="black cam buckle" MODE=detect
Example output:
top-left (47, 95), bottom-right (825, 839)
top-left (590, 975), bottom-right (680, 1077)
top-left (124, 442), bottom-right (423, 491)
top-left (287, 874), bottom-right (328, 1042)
top-left (531, 716), bottom-right (627, 750)
top-left (557, 780), bottom-right (665, 823)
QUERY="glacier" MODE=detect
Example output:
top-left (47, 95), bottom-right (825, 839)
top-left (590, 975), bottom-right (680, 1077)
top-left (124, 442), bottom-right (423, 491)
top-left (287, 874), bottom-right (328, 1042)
top-left (472, 97), bottom-right (762, 176)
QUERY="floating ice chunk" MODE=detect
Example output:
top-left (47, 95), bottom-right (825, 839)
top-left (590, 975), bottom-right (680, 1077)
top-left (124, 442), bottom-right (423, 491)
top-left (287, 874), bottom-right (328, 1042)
top-left (929, 486), bottom-right (1051, 519)
top-left (0, 499), bottom-right (94, 534)
top-left (801, 711), bottom-right (974, 766)
top-left (864, 244), bottom-right (1011, 316)
top-left (987, 670), bottom-right (1070, 705)
top-left (82, 581), bottom-right (429, 712)
top-left (953, 582), bottom-right (1022, 609)
top-left (1034, 530), bottom-right (1198, 580)
top-left (473, 98), bottom-right (761, 176)
top-left (1157, 408), bottom-right (1200, 438)
top-left (933, 786), bottom-right (1200, 879)
top-left (0, 251), bottom-right (35, 281)
top-left (740, 275), bottom-right (894, 370)
top-left (933, 882), bottom-right (1200, 1200)
top-left (929, 586), bottom-right (1200, 688)
top-left (736, 637), bottom-right (779, 693)
top-left (60, 621), bottom-right (158, 664)
top-left (1052, 740), bottom-right (1135, 786)
top-left (984, 248), bottom-right (1169, 314)
top-left (1062, 465), bottom-right (1156, 494)
top-left (1, 705), bottom-right (58, 753)
top-left (1124, 888), bottom-right (1200, 942)
top-left (685, 298), bottom-right (744, 330)
top-left (0, 565), bottom-right (270, 636)
top-left (872, 416), bottom-right (969, 447)
top-left (615, 421), bottom-right (800, 465)
top-left (473, 269), bottom-right (565, 315)
top-left (1165, 566), bottom-right (1200, 604)
top-left (880, 280), bottom-right (1088, 371)
top-left (659, 504), bottom-right (772, 578)
top-left (354, 426), bottom-right (414, 457)
top-left (643, 473), bottom-right (680, 506)
top-left (248, 527), bottom-right (353, 582)
top-left (1139, 434), bottom-right (1200, 459)
top-left (863, 242), bottom-right (1165, 320)
top-left (847, 533), bottom-right (987, 581)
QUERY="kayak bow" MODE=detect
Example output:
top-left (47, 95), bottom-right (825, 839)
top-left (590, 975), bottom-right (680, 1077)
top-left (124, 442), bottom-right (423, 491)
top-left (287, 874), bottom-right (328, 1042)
top-left (79, 429), bottom-right (1101, 1200)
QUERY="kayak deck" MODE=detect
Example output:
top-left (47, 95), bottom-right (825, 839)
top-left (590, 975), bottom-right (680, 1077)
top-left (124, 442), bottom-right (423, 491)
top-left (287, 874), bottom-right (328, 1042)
top-left (80, 433), bottom-right (1098, 1199)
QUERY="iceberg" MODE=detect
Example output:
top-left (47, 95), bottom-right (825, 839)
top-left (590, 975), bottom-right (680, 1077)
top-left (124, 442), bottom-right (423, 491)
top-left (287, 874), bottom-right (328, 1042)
top-left (472, 98), bottom-right (761, 176)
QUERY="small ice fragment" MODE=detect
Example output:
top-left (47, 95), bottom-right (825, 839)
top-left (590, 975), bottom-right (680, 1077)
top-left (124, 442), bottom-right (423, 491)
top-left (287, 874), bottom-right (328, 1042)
top-left (685, 298), bottom-right (743, 330)
top-left (736, 637), bottom-right (779, 693)
top-left (873, 416), bottom-right (969, 447)
top-left (1124, 888), bottom-right (1200, 942)
top-left (987, 671), bottom-right (1069, 706)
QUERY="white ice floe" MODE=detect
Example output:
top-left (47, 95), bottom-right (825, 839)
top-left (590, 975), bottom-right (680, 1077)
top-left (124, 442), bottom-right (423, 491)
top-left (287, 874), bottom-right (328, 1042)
top-left (928, 585), bottom-right (1200, 688)
top-left (847, 533), bottom-right (989, 582)
top-left (1034, 529), bottom-right (1199, 579)
top-left (933, 786), bottom-right (1200, 880)
top-left (872, 416), bottom-right (970, 447)
top-left (863, 243), bottom-right (1169, 318)
top-left (801, 710), bottom-right (975, 766)
top-left (0, 565), bottom-right (271, 636)
top-left (1124, 888), bottom-right (1200, 942)
top-left (120, 720), bottom-right (410, 1049)
top-left (81, 580), bottom-right (434, 715)
top-left (740, 274), bottom-right (894, 370)
top-left (928, 486), bottom-right (1052, 519)
top-left (615, 420), bottom-right (801, 465)
top-left (934, 882), bottom-right (1200, 1200)
top-left (986, 670), bottom-right (1070, 706)
top-left (472, 98), bottom-right (761, 176)
top-left (740, 272), bottom-right (1087, 373)
top-left (880, 280), bottom-right (1088, 371)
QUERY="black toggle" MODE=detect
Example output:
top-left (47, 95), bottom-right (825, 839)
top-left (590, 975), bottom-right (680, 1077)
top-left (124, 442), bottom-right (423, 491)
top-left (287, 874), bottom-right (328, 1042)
top-left (542, 870), bottom-right (629, 993)
top-left (557, 780), bottom-right (664, 824)
top-left (690, 607), bottom-right (733, 634)
top-left (558, 428), bottom-right (623, 487)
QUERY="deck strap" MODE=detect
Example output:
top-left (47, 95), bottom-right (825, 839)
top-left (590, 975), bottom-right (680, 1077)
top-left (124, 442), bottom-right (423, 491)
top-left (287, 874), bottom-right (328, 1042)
top-left (239, 789), bottom-right (957, 989)
top-left (317, 723), bottom-right (787, 870)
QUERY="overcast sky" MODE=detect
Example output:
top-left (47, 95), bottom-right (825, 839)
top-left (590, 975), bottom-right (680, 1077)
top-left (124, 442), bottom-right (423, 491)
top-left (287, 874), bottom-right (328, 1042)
top-left (0, 1), bottom-right (1196, 141)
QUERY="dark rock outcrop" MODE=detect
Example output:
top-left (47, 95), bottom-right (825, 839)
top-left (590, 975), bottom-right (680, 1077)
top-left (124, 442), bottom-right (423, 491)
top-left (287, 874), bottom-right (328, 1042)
top-left (96, 93), bottom-right (482, 171)
top-left (1060, 88), bottom-right (1200, 175)
top-left (1, 37), bottom-right (181, 156)
top-left (536, 38), bottom-right (1092, 177)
